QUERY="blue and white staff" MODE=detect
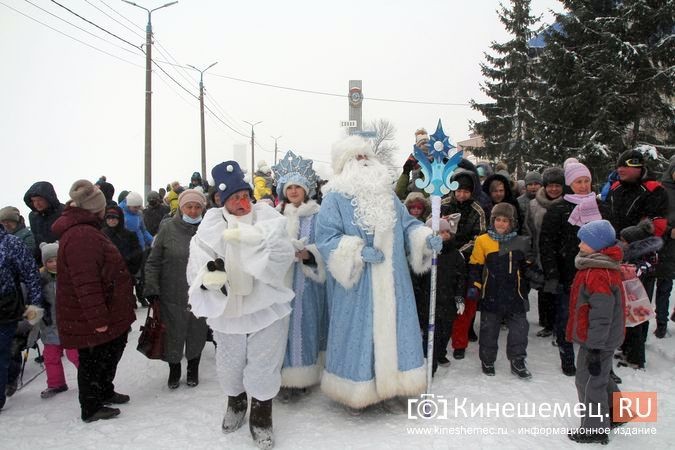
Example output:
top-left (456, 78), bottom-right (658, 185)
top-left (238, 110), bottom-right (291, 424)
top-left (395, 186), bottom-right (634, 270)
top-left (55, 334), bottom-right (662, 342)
top-left (413, 120), bottom-right (462, 392)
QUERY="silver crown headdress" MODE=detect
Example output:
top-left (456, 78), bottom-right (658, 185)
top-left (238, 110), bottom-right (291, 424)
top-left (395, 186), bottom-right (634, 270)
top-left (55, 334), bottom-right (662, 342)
top-left (272, 150), bottom-right (319, 198)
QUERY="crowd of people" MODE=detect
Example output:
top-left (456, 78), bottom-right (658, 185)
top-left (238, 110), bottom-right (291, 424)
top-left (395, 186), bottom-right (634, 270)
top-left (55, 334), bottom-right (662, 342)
top-left (0, 131), bottom-right (673, 448)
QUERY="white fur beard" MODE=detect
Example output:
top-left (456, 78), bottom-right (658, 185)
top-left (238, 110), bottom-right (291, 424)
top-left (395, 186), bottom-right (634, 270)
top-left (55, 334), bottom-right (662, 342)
top-left (327, 159), bottom-right (396, 233)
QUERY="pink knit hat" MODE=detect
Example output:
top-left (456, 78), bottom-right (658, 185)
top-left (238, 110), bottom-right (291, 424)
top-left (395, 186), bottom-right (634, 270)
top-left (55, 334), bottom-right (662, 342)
top-left (178, 189), bottom-right (207, 208)
top-left (564, 162), bottom-right (592, 186)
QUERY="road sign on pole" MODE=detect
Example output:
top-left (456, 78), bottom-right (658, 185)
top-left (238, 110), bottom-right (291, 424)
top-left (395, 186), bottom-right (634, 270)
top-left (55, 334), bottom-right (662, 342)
top-left (340, 120), bottom-right (357, 128)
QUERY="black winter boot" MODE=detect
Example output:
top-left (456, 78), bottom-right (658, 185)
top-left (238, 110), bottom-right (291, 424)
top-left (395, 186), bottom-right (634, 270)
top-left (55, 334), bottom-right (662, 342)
top-left (168, 363), bottom-right (181, 389)
top-left (249, 397), bottom-right (273, 449)
top-left (186, 356), bottom-right (200, 387)
top-left (510, 359), bottom-right (532, 380)
top-left (222, 392), bottom-right (248, 434)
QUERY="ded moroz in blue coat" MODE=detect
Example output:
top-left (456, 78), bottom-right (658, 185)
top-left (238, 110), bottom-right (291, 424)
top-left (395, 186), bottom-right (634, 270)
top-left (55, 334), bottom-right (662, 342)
top-left (315, 185), bottom-right (433, 409)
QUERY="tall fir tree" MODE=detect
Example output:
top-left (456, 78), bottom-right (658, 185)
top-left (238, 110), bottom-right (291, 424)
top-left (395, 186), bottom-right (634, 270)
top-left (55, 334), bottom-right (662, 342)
top-left (531, 0), bottom-right (674, 179)
top-left (469, 0), bottom-right (541, 177)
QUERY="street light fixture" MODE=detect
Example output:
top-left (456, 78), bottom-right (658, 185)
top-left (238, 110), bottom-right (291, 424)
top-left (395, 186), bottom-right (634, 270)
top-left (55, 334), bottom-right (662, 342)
top-left (187, 62), bottom-right (218, 182)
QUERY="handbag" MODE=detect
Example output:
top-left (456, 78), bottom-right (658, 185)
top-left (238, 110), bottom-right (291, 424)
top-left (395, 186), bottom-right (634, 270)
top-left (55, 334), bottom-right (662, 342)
top-left (137, 302), bottom-right (166, 359)
top-left (620, 264), bottom-right (655, 327)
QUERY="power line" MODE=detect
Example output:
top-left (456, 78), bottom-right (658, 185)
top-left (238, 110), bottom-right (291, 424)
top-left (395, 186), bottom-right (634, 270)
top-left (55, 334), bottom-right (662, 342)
top-left (21, 0), bottom-right (140, 56)
top-left (156, 59), bottom-right (470, 106)
top-left (209, 71), bottom-right (471, 106)
top-left (1, 1), bottom-right (144, 68)
top-left (49, 0), bottom-right (141, 51)
top-left (97, 0), bottom-right (145, 34)
top-left (84, 0), bottom-right (145, 41)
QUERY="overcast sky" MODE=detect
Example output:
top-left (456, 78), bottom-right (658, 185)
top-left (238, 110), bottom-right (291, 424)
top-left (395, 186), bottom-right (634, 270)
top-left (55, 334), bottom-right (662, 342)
top-left (1, 0), bottom-right (562, 217)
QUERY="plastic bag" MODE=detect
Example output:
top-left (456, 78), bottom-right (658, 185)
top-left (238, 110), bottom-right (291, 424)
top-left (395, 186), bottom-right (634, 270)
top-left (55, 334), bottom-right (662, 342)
top-left (621, 264), bottom-right (655, 327)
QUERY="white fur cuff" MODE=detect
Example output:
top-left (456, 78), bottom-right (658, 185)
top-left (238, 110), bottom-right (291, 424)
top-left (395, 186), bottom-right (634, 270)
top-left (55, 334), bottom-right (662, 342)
top-left (301, 244), bottom-right (326, 283)
top-left (327, 235), bottom-right (365, 289)
top-left (407, 226), bottom-right (433, 275)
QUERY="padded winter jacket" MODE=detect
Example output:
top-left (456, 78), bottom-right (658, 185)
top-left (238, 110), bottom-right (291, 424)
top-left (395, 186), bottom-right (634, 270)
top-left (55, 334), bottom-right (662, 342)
top-left (23, 181), bottom-right (64, 260)
top-left (469, 233), bottom-right (533, 314)
top-left (603, 179), bottom-right (669, 237)
top-left (528, 187), bottom-right (564, 268)
top-left (440, 194), bottom-right (486, 258)
top-left (413, 239), bottom-right (466, 322)
top-left (52, 206), bottom-right (135, 349)
top-left (102, 206), bottom-right (144, 275)
top-left (566, 246), bottom-right (624, 351)
top-left (0, 225), bottom-right (42, 324)
top-left (120, 200), bottom-right (153, 251)
top-left (654, 160), bottom-right (675, 279)
top-left (539, 199), bottom-right (584, 285)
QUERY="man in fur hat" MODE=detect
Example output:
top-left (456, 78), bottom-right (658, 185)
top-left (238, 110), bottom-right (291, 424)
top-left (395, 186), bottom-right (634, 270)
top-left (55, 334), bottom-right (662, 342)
top-left (315, 136), bottom-right (442, 411)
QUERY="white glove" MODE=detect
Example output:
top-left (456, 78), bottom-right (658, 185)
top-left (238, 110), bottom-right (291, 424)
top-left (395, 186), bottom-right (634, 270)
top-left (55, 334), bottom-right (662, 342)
top-left (202, 270), bottom-right (228, 292)
top-left (222, 223), bottom-right (263, 245)
top-left (292, 237), bottom-right (308, 251)
top-left (23, 305), bottom-right (44, 325)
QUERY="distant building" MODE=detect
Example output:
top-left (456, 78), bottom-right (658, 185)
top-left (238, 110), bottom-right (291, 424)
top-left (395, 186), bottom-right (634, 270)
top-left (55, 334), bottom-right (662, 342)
top-left (456, 133), bottom-right (484, 165)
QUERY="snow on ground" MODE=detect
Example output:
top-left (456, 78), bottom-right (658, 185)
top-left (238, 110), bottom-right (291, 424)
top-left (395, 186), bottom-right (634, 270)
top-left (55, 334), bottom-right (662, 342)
top-left (3, 289), bottom-right (674, 450)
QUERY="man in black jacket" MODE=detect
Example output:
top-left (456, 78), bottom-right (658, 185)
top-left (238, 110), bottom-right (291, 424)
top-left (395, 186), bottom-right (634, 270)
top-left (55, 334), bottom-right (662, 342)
top-left (23, 181), bottom-right (64, 263)
top-left (603, 149), bottom-right (669, 364)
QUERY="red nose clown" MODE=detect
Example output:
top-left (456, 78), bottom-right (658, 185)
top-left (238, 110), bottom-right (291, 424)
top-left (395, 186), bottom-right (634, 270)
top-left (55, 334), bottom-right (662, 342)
top-left (211, 161), bottom-right (253, 207)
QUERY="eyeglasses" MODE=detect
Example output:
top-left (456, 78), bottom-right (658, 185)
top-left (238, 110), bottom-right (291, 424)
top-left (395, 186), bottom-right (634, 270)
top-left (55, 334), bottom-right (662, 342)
top-left (623, 158), bottom-right (643, 167)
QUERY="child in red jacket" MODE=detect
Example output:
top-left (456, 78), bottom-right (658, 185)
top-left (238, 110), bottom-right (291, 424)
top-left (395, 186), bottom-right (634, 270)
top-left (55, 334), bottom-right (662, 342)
top-left (567, 220), bottom-right (625, 445)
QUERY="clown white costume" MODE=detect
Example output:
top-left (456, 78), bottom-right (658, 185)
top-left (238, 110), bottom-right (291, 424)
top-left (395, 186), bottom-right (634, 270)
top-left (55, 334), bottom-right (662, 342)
top-left (315, 136), bottom-right (439, 409)
top-left (186, 161), bottom-right (295, 449)
top-left (272, 151), bottom-right (327, 394)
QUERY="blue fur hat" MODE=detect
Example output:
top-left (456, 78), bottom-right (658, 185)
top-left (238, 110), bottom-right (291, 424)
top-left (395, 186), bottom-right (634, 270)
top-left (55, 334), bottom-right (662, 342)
top-left (211, 161), bottom-right (252, 206)
top-left (577, 219), bottom-right (616, 251)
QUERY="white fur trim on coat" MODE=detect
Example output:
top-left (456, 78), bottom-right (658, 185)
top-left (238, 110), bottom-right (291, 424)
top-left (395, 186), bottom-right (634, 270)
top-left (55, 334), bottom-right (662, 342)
top-left (370, 227), bottom-right (399, 399)
top-left (407, 225), bottom-right (433, 275)
top-left (281, 363), bottom-right (322, 388)
top-left (320, 364), bottom-right (426, 409)
top-left (327, 235), bottom-right (364, 289)
top-left (302, 244), bottom-right (326, 283)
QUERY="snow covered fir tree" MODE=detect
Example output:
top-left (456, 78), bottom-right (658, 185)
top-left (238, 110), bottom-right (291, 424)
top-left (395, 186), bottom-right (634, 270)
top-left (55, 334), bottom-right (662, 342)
top-left (470, 0), bottom-right (542, 177)
top-left (469, 0), bottom-right (674, 178)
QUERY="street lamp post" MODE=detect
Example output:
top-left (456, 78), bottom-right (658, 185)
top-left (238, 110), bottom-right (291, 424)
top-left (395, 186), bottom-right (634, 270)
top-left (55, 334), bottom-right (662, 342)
top-left (122, 0), bottom-right (178, 197)
top-left (187, 62), bottom-right (218, 182)
top-left (271, 135), bottom-right (282, 165)
top-left (243, 120), bottom-right (262, 180)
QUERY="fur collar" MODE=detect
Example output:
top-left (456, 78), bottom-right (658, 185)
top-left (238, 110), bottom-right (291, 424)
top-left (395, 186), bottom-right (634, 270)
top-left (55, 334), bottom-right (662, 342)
top-left (534, 187), bottom-right (563, 209)
top-left (279, 200), bottom-right (320, 218)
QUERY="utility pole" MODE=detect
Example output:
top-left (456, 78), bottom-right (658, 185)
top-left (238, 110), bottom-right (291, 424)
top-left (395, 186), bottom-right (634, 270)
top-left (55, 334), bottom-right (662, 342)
top-left (244, 120), bottom-right (262, 179)
top-left (271, 135), bottom-right (282, 165)
top-left (122, 0), bottom-right (178, 197)
top-left (188, 61), bottom-right (218, 182)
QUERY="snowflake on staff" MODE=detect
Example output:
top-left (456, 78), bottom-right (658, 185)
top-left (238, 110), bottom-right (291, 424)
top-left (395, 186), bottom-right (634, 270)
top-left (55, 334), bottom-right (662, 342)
top-left (414, 120), bottom-right (463, 196)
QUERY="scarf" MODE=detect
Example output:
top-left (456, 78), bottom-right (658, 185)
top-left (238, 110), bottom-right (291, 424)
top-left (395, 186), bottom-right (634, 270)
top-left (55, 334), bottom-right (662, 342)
top-left (487, 229), bottom-right (517, 242)
top-left (564, 193), bottom-right (601, 226)
top-left (574, 251), bottom-right (620, 271)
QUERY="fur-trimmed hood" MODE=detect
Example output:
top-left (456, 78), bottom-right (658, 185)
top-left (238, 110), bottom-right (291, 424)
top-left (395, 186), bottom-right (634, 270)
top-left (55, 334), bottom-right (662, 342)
top-left (621, 236), bottom-right (664, 263)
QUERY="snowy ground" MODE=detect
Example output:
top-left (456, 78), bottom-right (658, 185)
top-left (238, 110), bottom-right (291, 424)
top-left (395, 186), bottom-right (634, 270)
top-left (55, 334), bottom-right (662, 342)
top-left (3, 290), bottom-right (674, 450)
